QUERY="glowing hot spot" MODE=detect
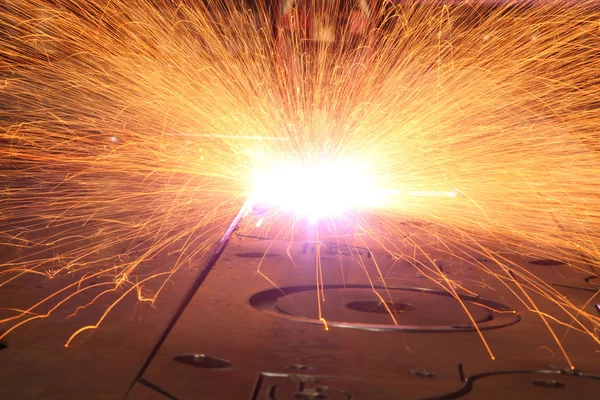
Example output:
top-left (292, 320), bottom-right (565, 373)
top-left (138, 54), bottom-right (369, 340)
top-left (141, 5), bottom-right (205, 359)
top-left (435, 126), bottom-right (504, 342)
top-left (250, 160), bottom-right (387, 219)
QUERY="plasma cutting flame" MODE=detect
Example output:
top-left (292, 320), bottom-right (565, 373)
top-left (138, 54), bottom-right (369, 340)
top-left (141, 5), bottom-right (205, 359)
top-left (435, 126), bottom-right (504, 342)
top-left (249, 159), bottom-right (387, 219)
top-left (0, 0), bottom-right (599, 368)
top-left (248, 159), bottom-right (459, 219)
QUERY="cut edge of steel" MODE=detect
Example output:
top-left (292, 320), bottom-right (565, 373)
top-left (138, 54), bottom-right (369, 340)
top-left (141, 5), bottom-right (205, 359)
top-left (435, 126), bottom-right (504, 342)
top-left (123, 199), bottom-right (252, 399)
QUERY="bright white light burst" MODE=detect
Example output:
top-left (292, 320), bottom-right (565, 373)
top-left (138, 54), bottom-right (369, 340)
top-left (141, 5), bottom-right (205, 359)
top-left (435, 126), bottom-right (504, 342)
top-left (250, 159), bottom-right (388, 220)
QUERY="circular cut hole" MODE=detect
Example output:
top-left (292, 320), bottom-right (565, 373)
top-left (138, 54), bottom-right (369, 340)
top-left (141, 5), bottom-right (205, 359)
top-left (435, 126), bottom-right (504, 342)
top-left (528, 259), bottom-right (565, 266)
top-left (250, 284), bottom-right (520, 332)
top-left (173, 354), bottom-right (231, 369)
top-left (346, 300), bottom-right (415, 315)
top-left (0, 342), bottom-right (6, 351)
top-left (532, 379), bottom-right (566, 389)
top-left (235, 252), bottom-right (278, 258)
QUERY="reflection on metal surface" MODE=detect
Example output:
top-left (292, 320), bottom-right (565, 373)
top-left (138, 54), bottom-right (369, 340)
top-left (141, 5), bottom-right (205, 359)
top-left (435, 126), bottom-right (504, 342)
top-left (420, 368), bottom-right (600, 400)
top-left (249, 368), bottom-right (600, 400)
top-left (410, 369), bottom-right (436, 378)
top-left (532, 379), bottom-right (566, 389)
top-left (251, 373), bottom-right (353, 400)
top-left (249, 284), bottom-right (520, 332)
top-left (288, 364), bottom-right (312, 371)
top-left (124, 223), bottom-right (599, 399)
top-left (173, 354), bottom-right (232, 369)
top-left (301, 242), bottom-right (371, 258)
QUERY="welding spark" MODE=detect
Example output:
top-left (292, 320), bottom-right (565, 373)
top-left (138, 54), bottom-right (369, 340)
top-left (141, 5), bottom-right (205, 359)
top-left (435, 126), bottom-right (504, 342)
top-left (1, 0), bottom-right (599, 367)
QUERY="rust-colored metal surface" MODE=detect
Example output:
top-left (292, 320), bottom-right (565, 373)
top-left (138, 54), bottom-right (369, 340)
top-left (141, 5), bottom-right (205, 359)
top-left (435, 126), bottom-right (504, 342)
top-left (1, 221), bottom-right (599, 399)
top-left (1, 218), bottom-right (599, 400)
top-left (123, 223), bottom-right (600, 400)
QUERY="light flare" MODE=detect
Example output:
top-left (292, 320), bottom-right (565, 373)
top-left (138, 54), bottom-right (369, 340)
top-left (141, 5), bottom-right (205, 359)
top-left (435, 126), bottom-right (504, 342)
top-left (0, 0), bottom-right (599, 364)
top-left (249, 159), bottom-right (388, 219)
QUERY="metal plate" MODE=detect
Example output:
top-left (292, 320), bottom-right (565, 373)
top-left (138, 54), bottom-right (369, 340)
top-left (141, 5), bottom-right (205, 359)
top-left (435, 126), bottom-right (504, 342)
top-left (250, 285), bottom-right (520, 332)
top-left (123, 233), bottom-right (600, 400)
top-left (430, 369), bottom-right (600, 400)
